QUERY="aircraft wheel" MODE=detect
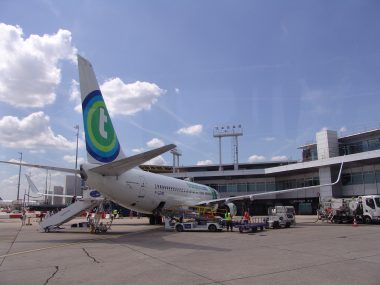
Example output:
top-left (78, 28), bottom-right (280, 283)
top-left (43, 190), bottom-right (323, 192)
top-left (208, 224), bottom-right (217, 232)
top-left (176, 224), bottom-right (184, 232)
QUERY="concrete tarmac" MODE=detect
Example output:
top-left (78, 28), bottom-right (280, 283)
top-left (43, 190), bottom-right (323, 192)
top-left (0, 216), bottom-right (379, 285)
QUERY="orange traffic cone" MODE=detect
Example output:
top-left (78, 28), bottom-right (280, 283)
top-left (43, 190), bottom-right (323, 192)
top-left (352, 217), bottom-right (358, 227)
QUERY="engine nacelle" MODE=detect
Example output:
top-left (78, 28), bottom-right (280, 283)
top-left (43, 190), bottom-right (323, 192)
top-left (225, 202), bottom-right (237, 216)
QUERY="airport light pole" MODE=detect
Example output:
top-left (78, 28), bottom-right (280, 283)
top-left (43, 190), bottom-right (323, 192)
top-left (16, 152), bottom-right (22, 201)
top-left (45, 169), bottom-right (48, 204)
top-left (213, 124), bottom-right (243, 171)
top-left (74, 125), bottom-right (79, 197)
top-left (170, 148), bottom-right (182, 173)
top-left (27, 171), bottom-right (31, 204)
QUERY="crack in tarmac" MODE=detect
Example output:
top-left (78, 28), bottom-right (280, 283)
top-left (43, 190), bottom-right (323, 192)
top-left (0, 224), bottom-right (22, 267)
top-left (113, 241), bottom-right (223, 284)
top-left (82, 247), bottom-right (100, 263)
top-left (44, 265), bottom-right (59, 285)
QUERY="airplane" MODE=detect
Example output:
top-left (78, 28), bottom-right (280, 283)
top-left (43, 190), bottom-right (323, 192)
top-left (25, 174), bottom-right (79, 199)
top-left (0, 55), bottom-right (344, 225)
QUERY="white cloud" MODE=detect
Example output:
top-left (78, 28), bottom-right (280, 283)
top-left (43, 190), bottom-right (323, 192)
top-left (72, 77), bottom-right (166, 116)
top-left (146, 138), bottom-right (165, 148)
top-left (248, 155), bottom-right (266, 162)
top-left (264, 137), bottom-right (275, 142)
top-left (339, 126), bottom-right (347, 133)
top-left (271, 155), bottom-right (288, 161)
top-left (0, 112), bottom-right (79, 150)
top-left (99, 78), bottom-right (166, 116)
top-left (177, 124), bottom-right (203, 136)
top-left (197, 160), bottom-right (213, 166)
top-left (132, 148), bottom-right (145, 154)
top-left (63, 155), bottom-right (85, 164)
top-left (143, 155), bottom-right (167, 166)
top-left (0, 23), bottom-right (77, 108)
top-left (29, 149), bottom-right (46, 154)
top-left (69, 79), bottom-right (83, 113)
top-left (174, 88), bottom-right (180, 94)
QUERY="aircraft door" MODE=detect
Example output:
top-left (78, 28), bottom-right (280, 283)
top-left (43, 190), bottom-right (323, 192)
top-left (138, 176), bottom-right (146, 199)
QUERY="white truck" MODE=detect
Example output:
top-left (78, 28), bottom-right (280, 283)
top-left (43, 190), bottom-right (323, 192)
top-left (319, 195), bottom-right (380, 224)
top-left (267, 206), bottom-right (296, 229)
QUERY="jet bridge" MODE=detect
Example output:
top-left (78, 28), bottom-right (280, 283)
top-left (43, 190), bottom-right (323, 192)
top-left (40, 190), bottom-right (104, 232)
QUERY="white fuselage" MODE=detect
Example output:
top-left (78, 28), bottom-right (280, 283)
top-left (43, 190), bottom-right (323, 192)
top-left (83, 164), bottom-right (219, 214)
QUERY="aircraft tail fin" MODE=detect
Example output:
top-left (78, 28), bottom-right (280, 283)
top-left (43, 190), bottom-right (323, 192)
top-left (77, 55), bottom-right (125, 164)
top-left (25, 174), bottom-right (80, 198)
top-left (25, 174), bottom-right (40, 194)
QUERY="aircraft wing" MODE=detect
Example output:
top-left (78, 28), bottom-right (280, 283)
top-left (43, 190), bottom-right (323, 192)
top-left (0, 160), bottom-right (80, 174)
top-left (196, 161), bottom-right (344, 205)
top-left (90, 144), bottom-right (176, 176)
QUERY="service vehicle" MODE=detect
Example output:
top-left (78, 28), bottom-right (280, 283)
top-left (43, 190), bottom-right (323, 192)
top-left (319, 195), bottom-right (380, 224)
top-left (236, 221), bottom-right (267, 233)
top-left (165, 217), bottom-right (224, 232)
top-left (267, 206), bottom-right (295, 228)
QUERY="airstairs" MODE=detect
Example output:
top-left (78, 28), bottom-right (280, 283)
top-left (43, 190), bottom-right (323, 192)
top-left (40, 190), bottom-right (103, 232)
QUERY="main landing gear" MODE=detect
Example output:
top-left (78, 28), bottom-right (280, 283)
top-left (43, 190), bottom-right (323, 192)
top-left (149, 214), bottom-right (163, 225)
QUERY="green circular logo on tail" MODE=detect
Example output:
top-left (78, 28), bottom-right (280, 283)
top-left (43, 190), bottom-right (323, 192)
top-left (82, 90), bottom-right (120, 162)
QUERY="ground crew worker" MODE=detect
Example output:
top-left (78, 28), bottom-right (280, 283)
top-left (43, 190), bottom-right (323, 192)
top-left (21, 209), bottom-right (26, 226)
top-left (112, 209), bottom-right (118, 219)
top-left (224, 211), bottom-right (233, 232)
top-left (242, 211), bottom-right (250, 224)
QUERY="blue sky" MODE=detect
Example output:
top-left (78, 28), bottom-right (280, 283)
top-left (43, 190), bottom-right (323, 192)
top-left (1, 1), bottom-right (380, 200)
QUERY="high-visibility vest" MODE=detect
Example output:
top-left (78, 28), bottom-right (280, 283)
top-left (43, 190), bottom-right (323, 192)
top-left (225, 212), bottom-right (232, 221)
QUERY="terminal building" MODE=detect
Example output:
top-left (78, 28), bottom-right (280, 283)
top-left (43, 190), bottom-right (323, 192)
top-left (141, 128), bottom-right (380, 215)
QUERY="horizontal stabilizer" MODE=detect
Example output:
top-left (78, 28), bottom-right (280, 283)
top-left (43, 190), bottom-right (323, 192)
top-left (90, 144), bottom-right (176, 176)
top-left (0, 160), bottom-right (80, 174)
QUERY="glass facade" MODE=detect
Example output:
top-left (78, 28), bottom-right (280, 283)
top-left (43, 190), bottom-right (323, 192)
top-left (207, 176), bottom-right (319, 194)
top-left (302, 147), bottom-right (318, 162)
top-left (339, 138), bottom-right (380, 155)
top-left (301, 135), bottom-right (380, 162)
top-left (342, 170), bottom-right (380, 185)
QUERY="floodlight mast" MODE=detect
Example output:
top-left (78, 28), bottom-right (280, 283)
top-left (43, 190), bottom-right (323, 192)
top-left (213, 124), bottom-right (243, 171)
top-left (170, 148), bottom-right (182, 173)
